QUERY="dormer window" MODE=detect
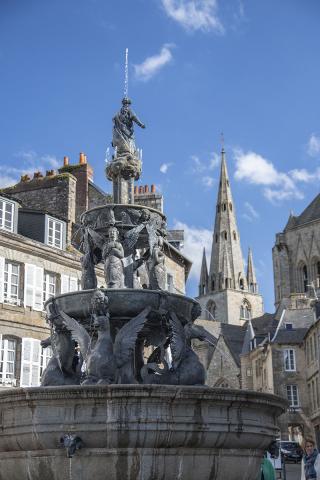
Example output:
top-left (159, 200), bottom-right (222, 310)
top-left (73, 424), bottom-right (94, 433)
top-left (46, 217), bottom-right (64, 249)
top-left (0, 198), bottom-right (14, 232)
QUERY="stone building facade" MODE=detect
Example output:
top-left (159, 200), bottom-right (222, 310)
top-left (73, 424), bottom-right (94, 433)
top-left (0, 154), bottom-right (190, 388)
top-left (196, 149), bottom-right (263, 325)
top-left (273, 196), bottom-right (320, 310)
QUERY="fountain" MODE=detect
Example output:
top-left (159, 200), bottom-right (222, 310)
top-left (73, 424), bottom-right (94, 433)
top-left (0, 59), bottom-right (286, 479)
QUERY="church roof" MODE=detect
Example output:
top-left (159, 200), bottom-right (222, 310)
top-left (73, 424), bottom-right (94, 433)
top-left (251, 313), bottom-right (278, 336)
top-left (195, 319), bottom-right (247, 367)
top-left (285, 193), bottom-right (320, 230)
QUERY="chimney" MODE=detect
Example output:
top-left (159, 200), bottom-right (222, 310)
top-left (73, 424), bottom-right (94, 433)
top-left (134, 186), bottom-right (138, 195)
top-left (20, 174), bottom-right (31, 182)
top-left (33, 171), bottom-right (43, 179)
top-left (144, 185), bottom-right (149, 193)
top-left (79, 152), bottom-right (86, 164)
top-left (139, 186), bottom-right (144, 194)
top-left (63, 156), bottom-right (69, 166)
top-left (151, 184), bottom-right (156, 193)
top-left (46, 170), bottom-right (55, 177)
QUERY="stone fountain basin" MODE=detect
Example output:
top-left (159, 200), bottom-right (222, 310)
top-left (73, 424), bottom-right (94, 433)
top-left (0, 385), bottom-right (286, 480)
top-left (45, 289), bottom-right (199, 325)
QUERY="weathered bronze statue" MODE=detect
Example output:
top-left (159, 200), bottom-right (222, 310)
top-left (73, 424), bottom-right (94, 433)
top-left (103, 227), bottom-right (124, 288)
top-left (112, 97), bottom-right (145, 155)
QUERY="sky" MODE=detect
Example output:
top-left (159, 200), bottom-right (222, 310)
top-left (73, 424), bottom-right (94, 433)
top-left (1, 0), bottom-right (320, 313)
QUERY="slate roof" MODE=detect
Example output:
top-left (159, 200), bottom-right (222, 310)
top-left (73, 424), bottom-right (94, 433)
top-left (273, 328), bottom-right (308, 344)
top-left (285, 193), bottom-right (320, 230)
top-left (195, 320), bottom-right (247, 367)
top-left (251, 313), bottom-right (278, 336)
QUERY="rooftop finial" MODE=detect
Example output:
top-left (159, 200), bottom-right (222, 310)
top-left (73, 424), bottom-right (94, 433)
top-left (124, 48), bottom-right (129, 99)
top-left (220, 132), bottom-right (225, 153)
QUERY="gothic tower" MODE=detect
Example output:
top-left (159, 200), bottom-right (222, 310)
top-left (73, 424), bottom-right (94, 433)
top-left (196, 148), bottom-right (264, 325)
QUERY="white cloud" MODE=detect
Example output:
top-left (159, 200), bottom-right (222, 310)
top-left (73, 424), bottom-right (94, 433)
top-left (209, 151), bottom-right (220, 169)
top-left (202, 175), bottom-right (214, 187)
top-left (0, 150), bottom-right (60, 186)
top-left (134, 44), bottom-right (174, 81)
top-left (191, 155), bottom-right (206, 173)
top-left (0, 175), bottom-right (19, 188)
top-left (161, 0), bottom-right (224, 33)
top-left (173, 220), bottom-right (212, 280)
top-left (289, 168), bottom-right (320, 183)
top-left (234, 149), bottom-right (303, 203)
top-left (160, 162), bottom-right (172, 174)
top-left (308, 134), bottom-right (320, 157)
top-left (242, 201), bottom-right (259, 222)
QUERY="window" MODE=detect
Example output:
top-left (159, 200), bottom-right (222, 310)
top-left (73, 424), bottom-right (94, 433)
top-left (317, 262), bottom-right (320, 288)
top-left (239, 278), bottom-right (244, 290)
top-left (240, 301), bottom-right (251, 320)
top-left (166, 273), bottom-right (174, 293)
top-left (0, 199), bottom-right (14, 232)
top-left (221, 231), bottom-right (227, 240)
top-left (206, 300), bottom-right (216, 320)
top-left (286, 385), bottom-right (299, 407)
top-left (4, 261), bottom-right (20, 305)
top-left (223, 203), bottom-right (227, 211)
top-left (217, 205), bottom-right (220, 213)
top-left (284, 349), bottom-right (296, 371)
top-left (0, 337), bottom-right (16, 382)
top-left (285, 323), bottom-right (293, 330)
top-left (40, 345), bottom-right (52, 379)
top-left (43, 271), bottom-right (57, 305)
top-left (229, 203), bottom-right (232, 211)
top-left (47, 217), bottom-right (64, 249)
top-left (20, 338), bottom-right (41, 387)
top-left (233, 231), bottom-right (237, 241)
top-left (246, 367), bottom-right (252, 377)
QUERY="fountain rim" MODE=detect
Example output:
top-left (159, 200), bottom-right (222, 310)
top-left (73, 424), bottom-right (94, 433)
top-left (0, 384), bottom-right (288, 413)
top-left (80, 203), bottom-right (167, 223)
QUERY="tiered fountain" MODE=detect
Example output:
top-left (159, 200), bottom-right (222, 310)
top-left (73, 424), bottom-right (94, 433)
top-left (0, 85), bottom-right (286, 479)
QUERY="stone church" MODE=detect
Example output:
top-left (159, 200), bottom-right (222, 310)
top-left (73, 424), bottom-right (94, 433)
top-left (273, 195), bottom-right (320, 311)
top-left (196, 148), bottom-right (264, 326)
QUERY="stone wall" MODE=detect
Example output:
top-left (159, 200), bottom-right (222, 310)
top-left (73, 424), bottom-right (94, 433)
top-left (1, 173), bottom-right (76, 243)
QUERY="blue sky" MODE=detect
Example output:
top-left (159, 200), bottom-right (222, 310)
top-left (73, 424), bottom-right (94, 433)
top-left (1, 0), bottom-right (320, 312)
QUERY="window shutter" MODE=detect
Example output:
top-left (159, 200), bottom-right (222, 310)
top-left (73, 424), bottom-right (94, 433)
top-left (20, 338), bottom-right (32, 386)
top-left (61, 274), bottom-right (70, 293)
top-left (33, 266), bottom-right (44, 311)
top-left (69, 277), bottom-right (78, 292)
top-left (24, 264), bottom-right (35, 307)
top-left (0, 256), bottom-right (5, 303)
top-left (24, 264), bottom-right (44, 310)
top-left (20, 338), bottom-right (41, 387)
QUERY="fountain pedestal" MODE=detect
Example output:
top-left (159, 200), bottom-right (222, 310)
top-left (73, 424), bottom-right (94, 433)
top-left (0, 385), bottom-right (286, 480)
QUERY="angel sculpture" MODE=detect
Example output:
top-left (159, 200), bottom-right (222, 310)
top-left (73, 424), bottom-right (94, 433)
top-left (41, 303), bottom-right (81, 386)
top-left (60, 303), bottom-right (152, 385)
top-left (141, 312), bottom-right (217, 386)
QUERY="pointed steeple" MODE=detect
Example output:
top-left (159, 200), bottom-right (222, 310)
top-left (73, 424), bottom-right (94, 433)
top-left (247, 248), bottom-right (258, 293)
top-left (208, 148), bottom-right (247, 292)
top-left (199, 247), bottom-right (209, 296)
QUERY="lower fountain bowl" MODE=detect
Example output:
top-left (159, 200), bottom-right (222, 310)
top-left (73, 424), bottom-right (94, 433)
top-left (0, 385), bottom-right (286, 480)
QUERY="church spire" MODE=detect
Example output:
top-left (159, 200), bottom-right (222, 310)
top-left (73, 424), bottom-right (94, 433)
top-left (208, 148), bottom-right (247, 292)
top-left (199, 247), bottom-right (208, 296)
top-left (247, 247), bottom-right (258, 293)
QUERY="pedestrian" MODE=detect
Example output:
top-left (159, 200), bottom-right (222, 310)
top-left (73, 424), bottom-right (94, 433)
top-left (301, 438), bottom-right (320, 479)
top-left (258, 456), bottom-right (276, 480)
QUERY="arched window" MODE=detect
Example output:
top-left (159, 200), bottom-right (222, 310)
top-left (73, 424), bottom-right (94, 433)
top-left (233, 231), bottom-right (237, 241)
top-left (223, 203), bottom-right (227, 211)
top-left (206, 300), bottom-right (216, 321)
top-left (221, 231), bottom-right (227, 240)
top-left (297, 262), bottom-right (308, 293)
top-left (311, 258), bottom-right (320, 288)
top-left (239, 278), bottom-right (244, 290)
top-left (240, 300), bottom-right (251, 320)
top-left (229, 203), bottom-right (232, 211)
